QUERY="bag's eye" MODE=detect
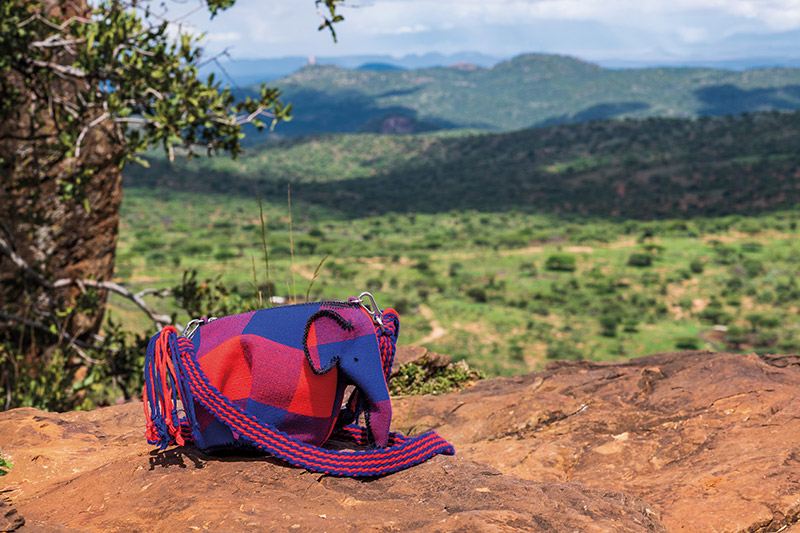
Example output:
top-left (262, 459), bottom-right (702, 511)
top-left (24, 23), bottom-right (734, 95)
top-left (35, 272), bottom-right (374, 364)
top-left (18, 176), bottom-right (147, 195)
top-left (354, 357), bottom-right (359, 362)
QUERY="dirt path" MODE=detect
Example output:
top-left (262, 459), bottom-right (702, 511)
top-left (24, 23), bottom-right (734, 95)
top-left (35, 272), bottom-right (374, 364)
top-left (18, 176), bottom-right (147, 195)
top-left (413, 304), bottom-right (448, 346)
top-left (292, 264), bottom-right (315, 280)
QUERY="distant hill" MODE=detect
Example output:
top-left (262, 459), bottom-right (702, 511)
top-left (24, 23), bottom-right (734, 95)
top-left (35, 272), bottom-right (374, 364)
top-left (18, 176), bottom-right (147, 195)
top-left (357, 63), bottom-right (405, 71)
top-left (199, 52), bottom-right (500, 86)
top-left (125, 110), bottom-right (800, 219)
top-left (232, 53), bottom-right (800, 139)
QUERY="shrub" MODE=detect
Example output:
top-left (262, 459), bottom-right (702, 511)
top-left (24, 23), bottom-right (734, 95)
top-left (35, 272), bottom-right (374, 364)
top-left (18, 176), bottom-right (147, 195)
top-left (0, 454), bottom-right (12, 477)
top-left (741, 242), bottom-right (763, 253)
top-left (180, 241), bottom-right (214, 256)
top-left (599, 314), bottom-right (621, 337)
top-left (545, 253), bottom-right (577, 272)
top-left (627, 252), bottom-right (653, 267)
top-left (742, 258), bottom-right (764, 278)
top-left (713, 245), bottom-right (739, 265)
top-left (689, 258), bottom-right (704, 274)
top-left (698, 300), bottom-right (732, 324)
top-left (392, 297), bottom-right (411, 314)
top-left (760, 315), bottom-right (782, 329)
top-left (389, 361), bottom-right (484, 396)
top-left (466, 286), bottom-right (487, 303)
top-left (724, 326), bottom-right (748, 349)
top-left (546, 341), bottom-right (583, 360)
top-left (641, 272), bottom-right (660, 285)
top-left (146, 251), bottom-right (168, 266)
top-left (519, 262), bottom-right (538, 276)
top-left (366, 277), bottom-right (382, 292)
top-left (756, 290), bottom-right (775, 303)
top-left (213, 248), bottom-right (236, 262)
top-left (622, 318), bottom-right (639, 333)
top-left (675, 336), bottom-right (700, 350)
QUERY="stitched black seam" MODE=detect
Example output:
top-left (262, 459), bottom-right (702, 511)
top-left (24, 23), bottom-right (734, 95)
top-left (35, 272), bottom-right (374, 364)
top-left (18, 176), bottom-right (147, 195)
top-left (303, 309), bottom-right (354, 375)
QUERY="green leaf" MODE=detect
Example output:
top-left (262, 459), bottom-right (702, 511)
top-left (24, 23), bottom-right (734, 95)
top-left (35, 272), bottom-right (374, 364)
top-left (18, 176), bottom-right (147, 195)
top-left (0, 457), bottom-right (13, 476)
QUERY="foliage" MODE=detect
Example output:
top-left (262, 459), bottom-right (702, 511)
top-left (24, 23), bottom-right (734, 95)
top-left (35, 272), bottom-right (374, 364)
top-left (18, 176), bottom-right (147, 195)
top-left (0, 454), bottom-right (12, 477)
top-left (0, 0), bottom-right (343, 411)
top-left (389, 361), bottom-right (484, 396)
top-left (545, 253), bottom-right (577, 272)
top-left (114, 186), bottom-right (800, 377)
top-left (627, 253), bottom-right (653, 267)
top-left (126, 110), bottom-right (800, 220)
top-left (675, 336), bottom-right (700, 350)
top-left (0, 0), bottom-right (302, 203)
top-left (0, 316), bottom-right (149, 411)
top-left (546, 341), bottom-right (583, 361)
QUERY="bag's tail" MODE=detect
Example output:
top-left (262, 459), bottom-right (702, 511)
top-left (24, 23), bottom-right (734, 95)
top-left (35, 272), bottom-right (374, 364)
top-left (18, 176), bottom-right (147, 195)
top-left (143, 326), bottom-right (193, 449)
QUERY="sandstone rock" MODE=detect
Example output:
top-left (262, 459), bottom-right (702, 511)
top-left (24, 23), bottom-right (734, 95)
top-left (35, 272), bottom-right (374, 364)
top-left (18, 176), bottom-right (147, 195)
top-left (393, 345), bottom-right (452, 375)
top-left (2, 350), bottom-right (797, 531)
top-left (0, 500), bottom-right (24, 532)
top-left (0, 406), bottom-right (663, 531)
top-left (392, 351), bottom-right (800, 532)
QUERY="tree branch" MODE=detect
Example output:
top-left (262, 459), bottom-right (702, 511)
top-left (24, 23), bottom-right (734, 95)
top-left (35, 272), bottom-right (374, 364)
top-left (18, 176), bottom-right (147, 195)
top-left (0, 310), bottom-right (102, 365)
top-left (30, 60), bottom-right (87, 78)
top-left (0, 235), bottom-right (172, 328)
top-left (75, 112), bottom-right (110, 158)
top-left (30, 36), bottom-right (86, 48)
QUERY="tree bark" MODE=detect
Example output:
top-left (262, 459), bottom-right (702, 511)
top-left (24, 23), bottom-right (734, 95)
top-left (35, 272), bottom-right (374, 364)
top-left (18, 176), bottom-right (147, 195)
top-left (0, 0), bottom-right (124, 349)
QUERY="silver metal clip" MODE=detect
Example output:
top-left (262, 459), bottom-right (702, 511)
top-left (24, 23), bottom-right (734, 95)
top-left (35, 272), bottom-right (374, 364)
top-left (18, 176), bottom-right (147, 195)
top-left (355, 291), bottom-right (383, 326)
top-left (182, 317), bottom-right (217, 339)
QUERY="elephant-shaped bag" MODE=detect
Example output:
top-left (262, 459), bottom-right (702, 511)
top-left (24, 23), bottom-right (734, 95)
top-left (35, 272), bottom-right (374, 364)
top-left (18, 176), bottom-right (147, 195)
top-left (142, 294), bottom-right (455, 477)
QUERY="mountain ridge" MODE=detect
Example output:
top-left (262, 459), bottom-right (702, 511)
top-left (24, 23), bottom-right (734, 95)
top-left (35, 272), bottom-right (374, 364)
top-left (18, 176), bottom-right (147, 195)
top-left (233, 52), bottom-right (800, 139)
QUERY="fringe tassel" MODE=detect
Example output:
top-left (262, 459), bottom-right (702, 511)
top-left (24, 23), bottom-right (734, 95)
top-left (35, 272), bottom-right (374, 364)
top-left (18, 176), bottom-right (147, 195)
top-left (143, 326), bottom-right (188, 449)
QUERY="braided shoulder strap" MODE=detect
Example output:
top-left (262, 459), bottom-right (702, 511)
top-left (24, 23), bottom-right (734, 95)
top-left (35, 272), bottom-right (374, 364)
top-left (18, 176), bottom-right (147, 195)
top-left (144, 326), bottom-right (455, 477)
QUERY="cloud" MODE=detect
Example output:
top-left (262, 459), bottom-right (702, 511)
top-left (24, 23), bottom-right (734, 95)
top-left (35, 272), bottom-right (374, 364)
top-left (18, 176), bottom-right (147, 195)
top-left (379, 24), bottom-right (431, 35)
top-left (351, 0), bottom-right (800, 31)
top-left (204, 31), bottom-right (241, 43)
top-left (178, 0), bottom-right (800, 62)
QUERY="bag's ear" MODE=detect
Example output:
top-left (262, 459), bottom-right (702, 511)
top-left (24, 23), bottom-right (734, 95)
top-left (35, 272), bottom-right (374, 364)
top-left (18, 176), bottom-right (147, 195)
top-left (303, 309), bottom-right (354, 374)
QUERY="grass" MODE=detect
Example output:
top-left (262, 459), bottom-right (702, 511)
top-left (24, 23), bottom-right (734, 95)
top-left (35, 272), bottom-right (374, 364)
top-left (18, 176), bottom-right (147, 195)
top-left (114, 186), bottom-right (800, 377)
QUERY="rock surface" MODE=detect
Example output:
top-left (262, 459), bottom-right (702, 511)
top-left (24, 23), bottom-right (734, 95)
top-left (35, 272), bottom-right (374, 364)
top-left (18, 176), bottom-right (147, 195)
top-left (0, 407), bottom-right (662, 532)
top-left (1, 350), bottom-right (798, 531)
top-left (393, 345), bottom-right (452, 374)
top-left (392, 351), bottom-right (800, 532)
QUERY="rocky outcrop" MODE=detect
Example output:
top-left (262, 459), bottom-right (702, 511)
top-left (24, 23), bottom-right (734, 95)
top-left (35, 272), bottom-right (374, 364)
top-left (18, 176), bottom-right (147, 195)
top-left (392, 351), bottom-right (800, 532)
top-left (1, 350), bottom-right (799, 531)
top-left (0, 500), bottom-right (24, 532)
top-left (0, 406), bottom-right (662, 531)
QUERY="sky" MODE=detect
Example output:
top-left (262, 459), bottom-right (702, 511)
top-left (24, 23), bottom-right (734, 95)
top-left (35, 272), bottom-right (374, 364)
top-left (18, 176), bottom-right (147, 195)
top-left (174, 0), bottom-right (800, 66)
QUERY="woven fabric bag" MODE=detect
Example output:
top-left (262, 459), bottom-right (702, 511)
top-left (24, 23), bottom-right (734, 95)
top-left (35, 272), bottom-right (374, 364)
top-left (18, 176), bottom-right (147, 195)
top-left (143, 295), bottom-right (454, 477)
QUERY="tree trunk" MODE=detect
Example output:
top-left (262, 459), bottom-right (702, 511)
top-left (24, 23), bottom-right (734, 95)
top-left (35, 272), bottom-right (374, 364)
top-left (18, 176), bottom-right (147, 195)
top-left (0, 0), bottom-right (124, 351)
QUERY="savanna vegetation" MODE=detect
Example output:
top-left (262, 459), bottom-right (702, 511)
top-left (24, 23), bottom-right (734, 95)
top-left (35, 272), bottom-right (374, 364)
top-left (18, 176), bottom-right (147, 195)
top-left (126, 110), bottom-right (800, 218)
top-left (114, 186), bottom-right (800, 379)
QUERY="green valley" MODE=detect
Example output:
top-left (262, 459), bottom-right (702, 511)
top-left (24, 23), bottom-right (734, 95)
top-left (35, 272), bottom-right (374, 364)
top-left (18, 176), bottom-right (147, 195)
top-left (117, 110), bottom-right (800, 377)
top-left (126, 110), bottom-right (800, 219)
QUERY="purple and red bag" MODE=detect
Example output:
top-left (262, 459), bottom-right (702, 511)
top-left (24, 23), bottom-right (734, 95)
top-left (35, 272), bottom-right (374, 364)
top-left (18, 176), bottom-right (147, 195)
top-left (143, 294), bottom-right (455, 477)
